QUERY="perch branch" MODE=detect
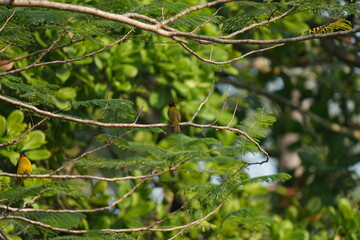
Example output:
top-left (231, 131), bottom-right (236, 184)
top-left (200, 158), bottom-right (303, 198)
top-left (0, 94), bottom-right (269, 163)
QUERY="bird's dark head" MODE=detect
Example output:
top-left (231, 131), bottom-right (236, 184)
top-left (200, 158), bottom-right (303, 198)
top-left (20, 151), bottom-right (26, 157)
top-left (168, 102), bottom-right (176, 107)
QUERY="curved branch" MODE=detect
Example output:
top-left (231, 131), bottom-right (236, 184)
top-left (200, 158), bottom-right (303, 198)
top-left (0, 39), bottom-right (84, 67)
top-left (186, 122), bottom-right (269, 164)
top-left (0, 95), bottom-right (269, 162)
top-left (1, 0), bottom-right (358, 47)
top-left (171, 27), bottom-right (360, 44)
top-left (179, 42), bottom-right (284, 65)
top-left (2, 0), bottom-right (173, 36)
top-left (1, 200), bottom-right (224, 233)
top-left (0, 157), bottom-right (187, 183)
top-left (0, 29), bottom-right (133, 77)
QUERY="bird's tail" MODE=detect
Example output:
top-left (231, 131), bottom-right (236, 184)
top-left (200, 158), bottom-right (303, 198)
top-left (174, 124), bottom-right (181, 134)
top-left (15, 178), bottom-right (22, 186)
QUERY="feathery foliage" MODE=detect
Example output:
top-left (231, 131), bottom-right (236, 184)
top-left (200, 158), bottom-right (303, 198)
top-left (0, 185), bottom-right (44, 204)
top-left (52, 231), bottom-right (137, 240)
top-left (25, 212), bottom-right (85, 229)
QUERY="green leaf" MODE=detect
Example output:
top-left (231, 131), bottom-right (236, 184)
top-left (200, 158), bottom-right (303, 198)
top-left (56, 65), bottom-right (72, 83)
top-left (25, 149), bottom-right (51, 161)
top-left (56, 87), bottom-right (77, 99)
top-left (6, 110), bottom-right (25, 135)
top-left (338, 198), bottom-right (353, 219)
top-left (20, 130), bottom-right (47, 151)
top-left (0, 115), bottom-right (6, 137)
top-left (122, 64), bottom-right (138, 78)
top-left (25, 212), bottom-right (85, 229)
top-left (0, 149), bottom-right (19, 166)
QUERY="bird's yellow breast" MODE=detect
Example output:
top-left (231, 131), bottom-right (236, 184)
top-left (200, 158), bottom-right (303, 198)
top-left (168, 106), bottom-right (181, 124)
top-left (17, 156), bottom-right (32, 175)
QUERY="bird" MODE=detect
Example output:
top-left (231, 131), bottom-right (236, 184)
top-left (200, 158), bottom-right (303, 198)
top-left (167, 102), bottom-right (181, 134)
top-left (16, 152), bottom-right (32, 186)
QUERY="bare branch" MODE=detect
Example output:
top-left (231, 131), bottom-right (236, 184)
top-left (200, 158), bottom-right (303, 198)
top-left (1, 1), bottom-right (357, 49)
top-left (179, 42), bottom-right (285, 65)
top-left (3, 0), bottom-right (174, 36)
top-left (0, 94), bottom-right (169, 128)
top-left (1, 200), bottom-right (223, 234)
top-left (173, 27), bottom-right (360, 44)
top-left (0, 94), bottom-right (269, 161)
top-left (0, 157), bottom-right (188, 184)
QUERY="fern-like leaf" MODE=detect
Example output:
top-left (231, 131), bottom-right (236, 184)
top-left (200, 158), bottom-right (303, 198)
top-left (24, 212), bottom-right (85, 229)
top-left (239, 173), bottom-right (292, 185)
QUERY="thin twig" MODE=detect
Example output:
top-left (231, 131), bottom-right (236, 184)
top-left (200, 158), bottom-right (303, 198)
top-left (23, 189), bottom-right (47, 208)
top-left (50, 134), bottom-right (125, 175)
top-left (0, 9), bottom-right (15, 32)
top-left (0, 39), bottom-right (84, 67)
top-left (0, 45), bottom-right (10, 53)
top-left (133, 103), bottom-right (144, 124)
top-left (33, 31), bottom-right (67, 65)
top-left (190, 7), bottom-right (223, 34)
top-left (167, 228), bottom-right (187, 240)
top-left (179, 42), bottom-right (284, 65)
top-left (0, 29), bottom-right (133, 77)
top-left (221, 5), bottom-right (297, 39)
top-left (0, 117), bottom-right (49, 147)
top-left (0, 229), bottom-right (10, 240)
top-left (212, 83), bottom-right (229, 125)
top-left (227, 99), bottom-right (238, 127)
top-left (94, 89), bottom-right (111, 121)
top-left (189, 79), bottom-right (215, 122)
